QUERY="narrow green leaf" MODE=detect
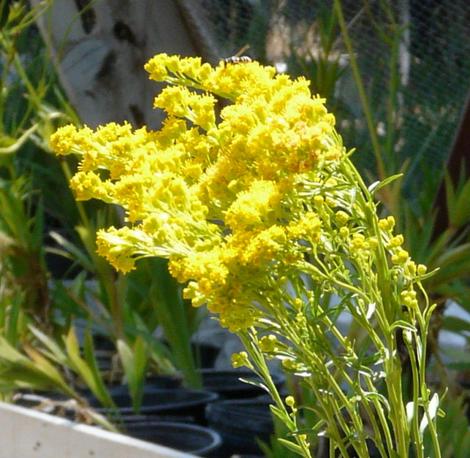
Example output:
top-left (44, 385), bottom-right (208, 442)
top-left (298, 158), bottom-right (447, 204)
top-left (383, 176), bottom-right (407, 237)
top-left (277, 438), bottom-right (304, 456)
top-left (368, 173), bottom-right (403, 194)
top-left (452, 179), bottom-right (470, 228)
top-left (149, 259), bottom-right (200, 387)
top-left (0, 336), bottom-right (33, 366)
top-left (390, 320), bottom-right (416, 333)
top-left (238, 377), bottom-right (269, 394)
top-left (49, 230), bottom-right (94, 272)
top-left (23, 344), bottom-right (73, 396)
top-left (83, 330), bottom-right (114, 408)
top-left (63, 327), bottom-right (106, 405)
top-left (270, 404), bottom-right (289, 423)
top-left (444, 173), bottom-right (456, 226)
top-left (0, 124), bottom-right (38, 155)
top-left (0, 0), bottom-right (10, 29)
top-left (442, 316), bottom-right (470, 334)
top-left (29, 325), bottom-right (68, 365)
top-left (433, 243), bottom-right (470, 271)
top-left (132, 336), bottom-right (149, 390)
top-left (117, 337), bottom-right (148, 413)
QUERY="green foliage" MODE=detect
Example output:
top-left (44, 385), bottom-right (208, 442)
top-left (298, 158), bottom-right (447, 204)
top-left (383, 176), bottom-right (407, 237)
top-left (0, 334), bottom-right (74, 397)
top-left (0, 0), bottom-right (204, 423)
top-left (147, 258), bottom-right (202, 388)
top-left (116, 337), bottom-right (148, 413)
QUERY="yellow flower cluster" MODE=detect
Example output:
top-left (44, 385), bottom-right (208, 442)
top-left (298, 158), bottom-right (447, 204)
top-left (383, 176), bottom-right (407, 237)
top-left (49, 54), bottom-right (424, 331)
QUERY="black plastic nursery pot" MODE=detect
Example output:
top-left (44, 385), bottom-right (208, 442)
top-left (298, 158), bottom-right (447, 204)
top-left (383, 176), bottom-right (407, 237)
top-left (144, 374), bottom-right (184, 389)
top-left (206, 398), bottom-right (274, 456)
top-left (106, 373), bottom-right (184, 396)
top-left (89, 387), bottom-right (219, 425)
top-left (124, 421), bottom-right (222, 457)
top-left (192, 342), bottom-right (221, 369)
top-left (200, 368), bottom-right (284, 399)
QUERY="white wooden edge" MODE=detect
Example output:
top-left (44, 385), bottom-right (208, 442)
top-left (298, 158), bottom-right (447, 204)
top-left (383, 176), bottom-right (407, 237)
top-left (0, 402), bottom-right (196, 458)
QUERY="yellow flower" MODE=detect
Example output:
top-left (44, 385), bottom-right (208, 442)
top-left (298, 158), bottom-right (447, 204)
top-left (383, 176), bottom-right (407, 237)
top-left (225, 180), bottom-right (281, 231)
top-left (49, 125), bottom-right (78, 155)
top-left (48, 54), bottom-right (354, 330)
top-left (259, 335), bottom-right (279, 353)
top-left (288, 212), bottom-right (322, 244)
top-left (69, 171), bottom-right (113, 202)
top-left (231, 351), bottom-right (251, 369)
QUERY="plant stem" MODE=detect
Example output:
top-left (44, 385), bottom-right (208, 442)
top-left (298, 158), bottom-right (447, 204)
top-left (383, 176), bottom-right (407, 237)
top-left (240, 331), bottom-right (313, 458)
top-left (404, 333), bottom-right (424, 458)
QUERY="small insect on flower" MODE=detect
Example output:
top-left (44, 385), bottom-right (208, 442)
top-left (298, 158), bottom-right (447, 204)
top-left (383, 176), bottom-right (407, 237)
top-left (224, 55), bottom-right (252, 64)
top-left (222, 44), bottom-right (252, 66)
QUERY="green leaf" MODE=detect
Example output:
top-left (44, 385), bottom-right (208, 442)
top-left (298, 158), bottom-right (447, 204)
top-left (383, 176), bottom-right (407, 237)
top-left (0, 337), bottom-right (73, 397)
top-left (277, 438), bottom-right (304, 456)
top-left (0, 0), bottom-right (10, 29)
top-left (444, 173), bottom-right (456, 227)
top-left (148, 258), bottom-right (200, 387)
top-left (451, 178), bottom-right (470, 228)
top-left (0, 124), bottom-right (38, 155)
top-left (270, 404), bottom-right (289, 423)
top-left (64, 327), bottom-right (113, 408)
top-left (117, 337), bottom-right (148, 413)
top-left (129, 312), bottom-right (175, 374)
top-left (0, 336), bottom-right (33, 366)
top-left (49, 230), bottom-right (95, 273)
top-left (29, 196), bottom-right (44, 250)
top-left (29, 325), bottom-right (68, 365)
top-left (433, 243), bottom-right (470, 272)
top-left (389, 320), bottom-right (416, 333)
top-left (83, 330), bottom-right (115, 407)
top-left (5, 294), bottom-right (22, 345)
top-left (239, 377), bottom-right (269, 394)
top-left (23, 344), bottom-right (72, 395)
top-left (441, 316), bottom-right (470, 335)
top-left (368, 173), bottom-right (403, 195)
top-left (446, 361), bottom-right (470, 370)
top-left (436, 283), bottom-right (470, 314)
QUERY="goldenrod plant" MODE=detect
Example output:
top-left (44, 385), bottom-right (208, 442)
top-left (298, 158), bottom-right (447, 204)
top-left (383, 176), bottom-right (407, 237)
top-left (50, 54), bottom-right (441, 457)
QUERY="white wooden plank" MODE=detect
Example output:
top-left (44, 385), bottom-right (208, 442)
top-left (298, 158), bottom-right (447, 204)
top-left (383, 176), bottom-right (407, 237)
top-left (0, 402), bottom-right (195, 458)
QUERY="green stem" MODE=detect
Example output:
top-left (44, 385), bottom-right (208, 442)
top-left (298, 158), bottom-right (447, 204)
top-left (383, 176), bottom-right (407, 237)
top-left (240, 331), bottom-right (313, 458)
top-left (275, 305), bottom-right (368, 456)
top-left (385, 358), bottom-right (409, 457)
top-left (415, 298), bottom-right (441, 458)
top-left (341, 156), bottom-right (413, 456)
top-left (364, 377), bottom-right (395, 456)
top-left (404, 333), bottom-right (424, 458)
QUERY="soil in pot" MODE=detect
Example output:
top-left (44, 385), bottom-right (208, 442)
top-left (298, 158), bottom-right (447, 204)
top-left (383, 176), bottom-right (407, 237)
top-left (206, 398), bottom-right (274, 456)
top-left (124, 421), bottom-right (222, 457)
top-left (88, 387), bottom-right (218, 425)
top-left (200, 368), bottom-right (284, 399)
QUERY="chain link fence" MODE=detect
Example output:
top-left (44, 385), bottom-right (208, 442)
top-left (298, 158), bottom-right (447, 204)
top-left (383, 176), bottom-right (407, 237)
top-left (188, 0), bottom-right (470, 212)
